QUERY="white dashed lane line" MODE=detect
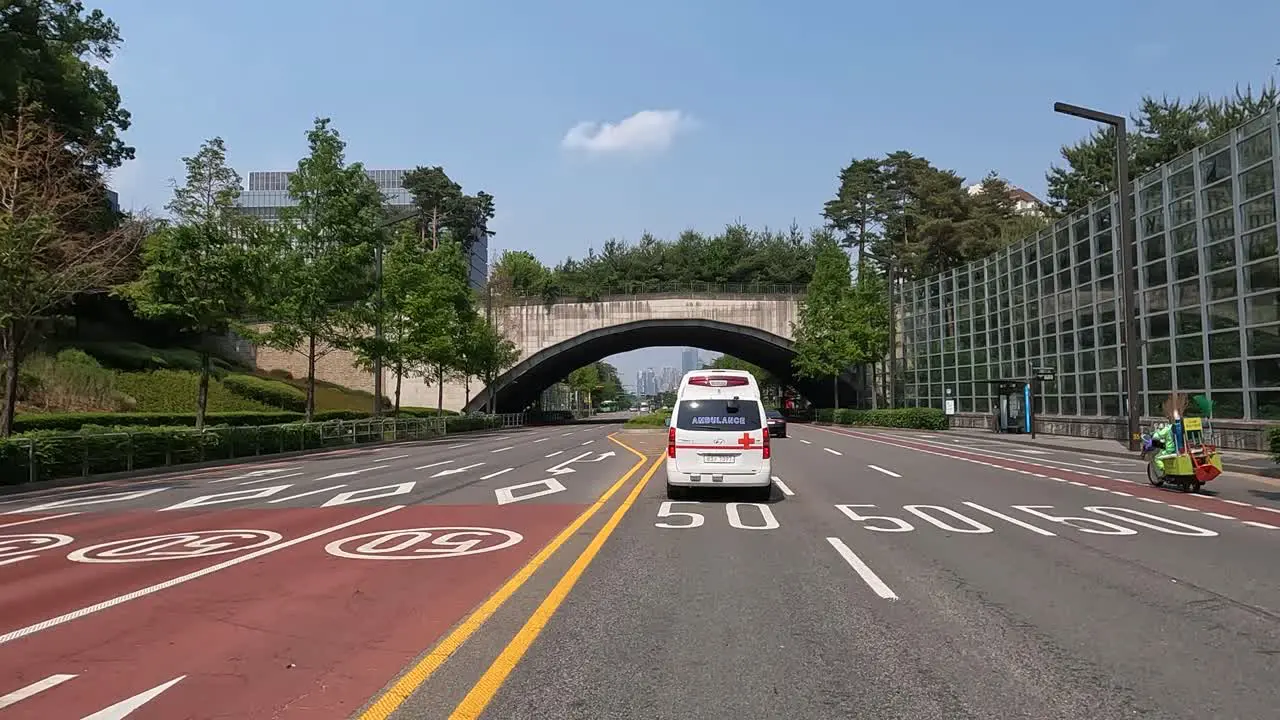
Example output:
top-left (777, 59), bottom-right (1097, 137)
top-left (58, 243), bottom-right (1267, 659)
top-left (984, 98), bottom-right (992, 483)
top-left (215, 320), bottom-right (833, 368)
top-left (803, 427), bottom-right (1280, 534)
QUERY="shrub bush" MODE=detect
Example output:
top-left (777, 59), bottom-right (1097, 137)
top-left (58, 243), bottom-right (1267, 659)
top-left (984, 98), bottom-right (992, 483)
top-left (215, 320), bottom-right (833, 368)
top-left (0, 413), bottom-right (509, 484)
top-left (1270, 427), bottom-right (1280, 463)
top-left (819, 407), bottom-right (948, 430)
top-left (15, 350), bottom-right (136, 412)
top-left (223, 374), bottom-right (307, 411)
top-left (113, 370), bottom-right (271, 413)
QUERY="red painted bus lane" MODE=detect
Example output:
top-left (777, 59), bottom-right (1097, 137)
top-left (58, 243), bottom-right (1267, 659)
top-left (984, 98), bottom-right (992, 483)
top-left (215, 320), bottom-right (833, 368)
top-left (0, 507), bottom-right (402, 635)
top-left (0, 503), bottom-right (586, 719)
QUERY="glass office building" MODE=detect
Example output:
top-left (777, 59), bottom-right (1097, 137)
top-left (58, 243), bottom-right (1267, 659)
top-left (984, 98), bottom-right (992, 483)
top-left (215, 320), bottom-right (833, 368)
top-left (899, 107), bottom-right (1280, 424)
top-left (237, 169), bottom-right (489, 289)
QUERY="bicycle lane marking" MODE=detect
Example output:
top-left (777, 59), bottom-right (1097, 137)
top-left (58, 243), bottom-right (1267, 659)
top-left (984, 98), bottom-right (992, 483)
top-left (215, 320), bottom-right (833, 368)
top-left (804, 425), bottom-right (1280, 531)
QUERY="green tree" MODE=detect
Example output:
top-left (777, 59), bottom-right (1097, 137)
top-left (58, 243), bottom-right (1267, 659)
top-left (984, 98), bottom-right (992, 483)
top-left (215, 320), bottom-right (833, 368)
top-left (1046, 86), bottom-right (1279, 214)
top-left (463, 313), bottom-right (519, 413)
top-left (259, 118), bottom-right (386, 421)
top-left (566, 364), bottom-right (602, 410)
top-left (490, 250), bottom-right (550, 297)
top-left (0, 105), bottom-right (144, 436)
top-left (116, 138), bottom-right (268, 430)
top-left (823, 157), bottom-right (885, 273)
top-left (0, 0), bottom-right (133, 168)
top-left (401, 165), bottom-right (495, 252)
top-left (348, 223), bottom-right (432, 414)
top-left (409, 238), bottom-right (475, 414)
top-left (791, 236), bottom-right (862, 408)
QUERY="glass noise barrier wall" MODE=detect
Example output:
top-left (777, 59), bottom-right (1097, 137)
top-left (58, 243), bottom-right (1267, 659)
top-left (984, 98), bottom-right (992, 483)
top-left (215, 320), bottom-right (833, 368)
top-left (899, 107), bottom-right (1280, 422)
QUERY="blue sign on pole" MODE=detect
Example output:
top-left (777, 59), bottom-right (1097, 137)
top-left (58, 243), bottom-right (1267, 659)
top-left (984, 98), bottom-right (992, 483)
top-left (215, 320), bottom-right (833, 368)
top-left (1023, 383), bottom-right (1032, 433)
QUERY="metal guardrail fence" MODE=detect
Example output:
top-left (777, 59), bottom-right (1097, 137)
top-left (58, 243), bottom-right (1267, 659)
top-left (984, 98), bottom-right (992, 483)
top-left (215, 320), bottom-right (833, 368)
top-left (506, 281), bottom-right (807, 301)
top-left (1, 413), bottom-right (526, 486)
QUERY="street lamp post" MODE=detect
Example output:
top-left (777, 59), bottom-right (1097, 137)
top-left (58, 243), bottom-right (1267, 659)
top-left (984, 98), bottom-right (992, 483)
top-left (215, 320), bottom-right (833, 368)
top-left (1053, 101), bottom-right (1142, 451)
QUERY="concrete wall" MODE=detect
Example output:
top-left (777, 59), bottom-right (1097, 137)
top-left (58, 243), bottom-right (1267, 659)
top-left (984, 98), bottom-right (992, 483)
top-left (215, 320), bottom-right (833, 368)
top-left (949, 411), bottom-right (1273, 452)
top-left (243, 293), bottom-right (801, 412)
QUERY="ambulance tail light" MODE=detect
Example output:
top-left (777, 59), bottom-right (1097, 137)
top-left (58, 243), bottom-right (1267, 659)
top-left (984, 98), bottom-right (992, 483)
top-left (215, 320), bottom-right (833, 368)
top-left (687, 375), bottom-right (749, 388)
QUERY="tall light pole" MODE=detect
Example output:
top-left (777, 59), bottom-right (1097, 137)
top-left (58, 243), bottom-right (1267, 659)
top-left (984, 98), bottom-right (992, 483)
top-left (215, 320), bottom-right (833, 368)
top-left (1053, 101), bottom-right (1141, 451)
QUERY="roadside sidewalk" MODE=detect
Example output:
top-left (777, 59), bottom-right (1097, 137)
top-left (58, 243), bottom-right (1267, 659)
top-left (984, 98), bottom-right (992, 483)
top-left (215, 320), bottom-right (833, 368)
top-left (944, 427), bottom-right (1279, 479)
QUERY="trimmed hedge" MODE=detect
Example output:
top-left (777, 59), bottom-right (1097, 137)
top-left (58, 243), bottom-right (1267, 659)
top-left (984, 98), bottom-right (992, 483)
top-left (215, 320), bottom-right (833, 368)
top-left (114, 370), bottom-right (271, 413)
top-left (223, 374), bottom-right (307, 411)
top-left (0, 414), bottom-right (508, 484)
top-left (8, 407), bottom-right (465, 434)
top-left (816, 407), bottom-right (948, 430)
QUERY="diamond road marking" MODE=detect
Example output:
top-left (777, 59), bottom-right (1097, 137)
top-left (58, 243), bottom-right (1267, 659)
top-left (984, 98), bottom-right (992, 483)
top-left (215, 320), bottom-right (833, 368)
top-left (494, 478), bottom-right (567, 505)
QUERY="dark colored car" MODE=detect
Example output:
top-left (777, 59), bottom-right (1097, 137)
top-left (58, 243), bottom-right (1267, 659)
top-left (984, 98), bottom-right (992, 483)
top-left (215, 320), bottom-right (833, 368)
top-left (765, 409), bottom-right (787, 438)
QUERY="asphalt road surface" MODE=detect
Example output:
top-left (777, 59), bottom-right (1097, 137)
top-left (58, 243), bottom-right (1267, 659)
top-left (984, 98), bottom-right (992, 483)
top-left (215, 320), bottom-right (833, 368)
top-left (2, 423), bottom-right (1278, 719)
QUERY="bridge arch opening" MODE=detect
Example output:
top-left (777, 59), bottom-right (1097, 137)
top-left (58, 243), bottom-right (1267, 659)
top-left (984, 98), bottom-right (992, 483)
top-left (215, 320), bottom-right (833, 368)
top-left (466, 318), bottom-right (857, 413)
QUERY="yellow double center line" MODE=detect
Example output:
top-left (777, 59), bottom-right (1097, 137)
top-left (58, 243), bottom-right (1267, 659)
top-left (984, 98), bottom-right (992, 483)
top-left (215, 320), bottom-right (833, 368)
top-left (359, 432), bottom-right (664, 720)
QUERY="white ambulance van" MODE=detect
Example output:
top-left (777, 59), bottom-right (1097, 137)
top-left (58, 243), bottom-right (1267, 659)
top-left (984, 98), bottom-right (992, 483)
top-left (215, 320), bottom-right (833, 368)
top-left (665, 369), bottom-right (772, 501)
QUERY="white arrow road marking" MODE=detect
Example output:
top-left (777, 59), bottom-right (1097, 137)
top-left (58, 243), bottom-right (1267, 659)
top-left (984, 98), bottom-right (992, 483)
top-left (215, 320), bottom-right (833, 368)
top-left (415, 460), bottom-right (453, 470)
top-left (5, 489), bottom-right (168, 515)
top-left (431, 463), bottom-right (485, 477)
top-left (547, 452), bottom-right (592, 476)
top-left (160, 484), bottom-right (294, 511)
top-left (495, 478), bottom-right (568, 505)
top-left (322, 482), bottom-right (416, 507)
top-left (269, 485), bottom-right (347, 504)
top-left (82, 675), bottom-right (186, 719)
top-left (588, 451), bottom-right (616, 462)
top-left (208, 467), bottom-right (302, 484)
top-left (238, 472), bottom-right (304, 486)
top-left (0, 673), bottom-right (77, 709)
top-left (314, 464), bottom-right (389, 482)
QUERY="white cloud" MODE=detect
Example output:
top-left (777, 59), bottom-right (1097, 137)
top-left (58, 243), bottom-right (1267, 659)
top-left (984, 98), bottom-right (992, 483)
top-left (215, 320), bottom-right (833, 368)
top-left (561, 109), bottom-right (693, 155)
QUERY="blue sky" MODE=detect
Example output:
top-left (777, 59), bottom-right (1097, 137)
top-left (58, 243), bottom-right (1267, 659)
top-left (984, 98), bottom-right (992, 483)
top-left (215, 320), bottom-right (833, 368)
top-left (97, 0), bottom-right (1279, 384)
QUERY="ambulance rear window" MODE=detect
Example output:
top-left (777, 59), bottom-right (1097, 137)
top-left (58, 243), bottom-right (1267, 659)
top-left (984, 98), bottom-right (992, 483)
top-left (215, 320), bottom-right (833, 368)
top-left (675, 400), bottom-right (762, 431)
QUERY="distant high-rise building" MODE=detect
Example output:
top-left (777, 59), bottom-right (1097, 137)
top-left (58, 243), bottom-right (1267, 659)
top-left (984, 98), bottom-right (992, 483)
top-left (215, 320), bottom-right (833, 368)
top-left (235, 168), bottom-right (489, 289)
top-left (106, 189), bottom-right (120, 213)
top-left (680, 348), bottom-right (699, 373)
top-left (658, 366), bottom-right (680, 393)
